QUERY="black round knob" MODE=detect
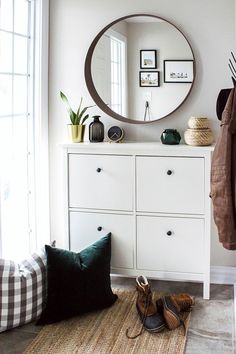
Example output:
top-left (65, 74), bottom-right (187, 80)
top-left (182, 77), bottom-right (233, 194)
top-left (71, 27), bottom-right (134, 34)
top-left (96, 168), bottom-right (102, 173)
top-left (97, 226), bottom-right (102, 231)
top-left (167, 170), bottom-right (172, 175)
top-left (166, 231), bottom-right (172, 236)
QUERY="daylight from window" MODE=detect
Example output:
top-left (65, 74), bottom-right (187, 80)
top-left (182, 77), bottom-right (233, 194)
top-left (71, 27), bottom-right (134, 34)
top-left (110, 34), bottom-right (126, 116)
top-left (0, 0), bottom-right (35, 260)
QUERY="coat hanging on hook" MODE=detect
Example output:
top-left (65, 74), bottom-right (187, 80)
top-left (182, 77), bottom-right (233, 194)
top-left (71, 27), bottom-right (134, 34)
top-left (216, 52), bottom-right (236, 120)
top-left (211, 87), bottom-right (236, 250)
top-left (211, 52), bottom-right (236, 250)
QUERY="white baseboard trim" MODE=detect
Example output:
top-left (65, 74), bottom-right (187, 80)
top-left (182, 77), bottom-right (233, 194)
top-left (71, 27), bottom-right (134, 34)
top-left (233, 284), bottom-right (236, 348)
top-left (211, 266), bottom-right (236, 284)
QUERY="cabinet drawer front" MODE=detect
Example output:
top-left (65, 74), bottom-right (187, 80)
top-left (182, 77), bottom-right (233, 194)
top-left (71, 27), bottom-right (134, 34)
top-left (69, 154), bottom-right (133, 211)
top-left (136, 156), bottom-right (204, 214)
top-left (69, 212), bottom-right (134, 269)
top-left (137, 216), bottom-right (204, 273)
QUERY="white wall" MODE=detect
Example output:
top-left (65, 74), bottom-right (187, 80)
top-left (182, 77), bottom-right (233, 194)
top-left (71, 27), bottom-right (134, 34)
top-left (112, 21), bottom-right (128, 37)
top-left (49, 0), bottom-right (236, 266)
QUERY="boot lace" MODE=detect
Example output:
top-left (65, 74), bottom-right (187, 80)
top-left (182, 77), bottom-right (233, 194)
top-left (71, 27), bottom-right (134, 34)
top-left (125, 290), bottom-right (152, 339)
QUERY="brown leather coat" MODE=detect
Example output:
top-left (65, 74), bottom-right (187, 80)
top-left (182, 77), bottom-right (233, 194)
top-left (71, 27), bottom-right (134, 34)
top-left (211, 88), bottom-right (236, 250)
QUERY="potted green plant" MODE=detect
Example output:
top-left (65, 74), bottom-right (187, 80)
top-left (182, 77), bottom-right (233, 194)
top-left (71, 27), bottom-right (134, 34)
top-left (60, 91), bottom-right (94, 143)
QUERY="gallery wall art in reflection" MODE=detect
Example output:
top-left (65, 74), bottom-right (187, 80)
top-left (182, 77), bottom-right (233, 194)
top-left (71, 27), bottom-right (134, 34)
top-left (85, 14), bottom-right (195, 123)
top-left (164, 60), bottom-right (194, 83)
top-left (140, 50), bottom-right (157, 69)
top-left (139, 71), bottom-right (160, 87)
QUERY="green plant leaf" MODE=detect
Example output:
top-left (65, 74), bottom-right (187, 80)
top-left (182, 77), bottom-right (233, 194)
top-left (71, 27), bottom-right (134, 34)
top-left (60, 91), bottom-right (96, 125)
top-left (71, 111), bottom-right (77, 125)
top-left (81, 114), bottom-right (89, 125)
top-left (76, 97), bottom-right (83, 117)
top-left (60, 91), bottom-right (76, 124)
top-left (75, 104), bottom-right (95, 125)
top-left (60, 91), bottom-right (71, 110)
top-left (78, 105), bottom-right (95, 120)
top-left (74, 114), bottom-right (81, 125)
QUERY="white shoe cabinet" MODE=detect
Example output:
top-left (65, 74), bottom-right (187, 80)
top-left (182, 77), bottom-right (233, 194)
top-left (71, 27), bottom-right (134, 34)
top-left (62, 142), bottom-right (213, 299)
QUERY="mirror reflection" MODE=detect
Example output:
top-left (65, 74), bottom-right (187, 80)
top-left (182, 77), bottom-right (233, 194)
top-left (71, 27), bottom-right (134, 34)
top-left (89, 15), bottom-right (194, 122)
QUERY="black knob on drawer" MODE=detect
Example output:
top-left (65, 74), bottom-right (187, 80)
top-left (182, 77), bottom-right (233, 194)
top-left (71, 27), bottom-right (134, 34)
top-left (167, 170), bottom-right (172, 175)
top-left (96, 168), bottom-right (102, 173)
top-left (166, 231), bottom-right (172, 236)
top-left (97, 226), bottom-right (102, 231)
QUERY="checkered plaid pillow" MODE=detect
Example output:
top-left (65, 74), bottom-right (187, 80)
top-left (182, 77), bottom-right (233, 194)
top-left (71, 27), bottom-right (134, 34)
top-left (0, 248), bottom-right (47, 332)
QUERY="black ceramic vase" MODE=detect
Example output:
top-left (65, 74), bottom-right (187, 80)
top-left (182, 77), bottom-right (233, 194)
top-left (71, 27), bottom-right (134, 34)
top-left (89, 116), bottom-right (104, 142)
top-left (161, 129), bottom-right (181, 145)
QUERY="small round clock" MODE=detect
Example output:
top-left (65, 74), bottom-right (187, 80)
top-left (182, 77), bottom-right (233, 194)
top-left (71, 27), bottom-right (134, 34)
top-left (107, 126), bottom-right (124, 143)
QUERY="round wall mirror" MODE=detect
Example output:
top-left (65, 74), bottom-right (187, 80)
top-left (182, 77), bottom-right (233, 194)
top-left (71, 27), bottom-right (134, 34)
top-left (85, 14), bottom-right (195, 124)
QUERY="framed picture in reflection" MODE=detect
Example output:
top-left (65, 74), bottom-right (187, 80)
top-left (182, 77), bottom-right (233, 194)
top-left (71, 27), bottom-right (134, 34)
top-left (139, 71), bottom-right (160, 87)
top-left (164, 60), bottom-right (194, 83)
top-left (140, 50), bottom-right (157, 69)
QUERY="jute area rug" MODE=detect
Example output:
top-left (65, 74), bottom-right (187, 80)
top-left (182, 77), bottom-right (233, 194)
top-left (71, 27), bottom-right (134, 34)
top-left (24, 289), bottom-right (191, 354)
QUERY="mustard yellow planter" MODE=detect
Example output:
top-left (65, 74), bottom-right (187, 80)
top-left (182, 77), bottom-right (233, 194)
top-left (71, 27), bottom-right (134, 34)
top-left (68, 125), bottom-right (85, 143)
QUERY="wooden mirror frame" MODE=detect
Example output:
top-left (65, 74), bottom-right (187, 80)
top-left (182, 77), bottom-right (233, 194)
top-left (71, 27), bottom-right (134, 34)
top-left (84, 14), bottom-right (196, 124)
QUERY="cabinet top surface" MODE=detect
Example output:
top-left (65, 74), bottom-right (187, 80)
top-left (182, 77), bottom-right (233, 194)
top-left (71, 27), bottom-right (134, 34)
top-left (62, 142), bottom-right (214, 155)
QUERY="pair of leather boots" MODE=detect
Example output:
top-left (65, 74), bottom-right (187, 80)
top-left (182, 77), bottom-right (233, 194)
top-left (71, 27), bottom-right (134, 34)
top-left (126, 276), bottom-right (195, 339)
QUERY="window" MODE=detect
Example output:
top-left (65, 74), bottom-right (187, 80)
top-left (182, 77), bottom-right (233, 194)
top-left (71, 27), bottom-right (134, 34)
top-left (110, 31), bottom-right (127, 116)
top-left (0, 0), bottom-right (49, 260)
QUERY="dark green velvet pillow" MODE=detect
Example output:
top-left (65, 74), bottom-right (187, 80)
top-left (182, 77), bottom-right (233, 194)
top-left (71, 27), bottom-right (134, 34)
top-left (37, 233), bottom-right (117, 325)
